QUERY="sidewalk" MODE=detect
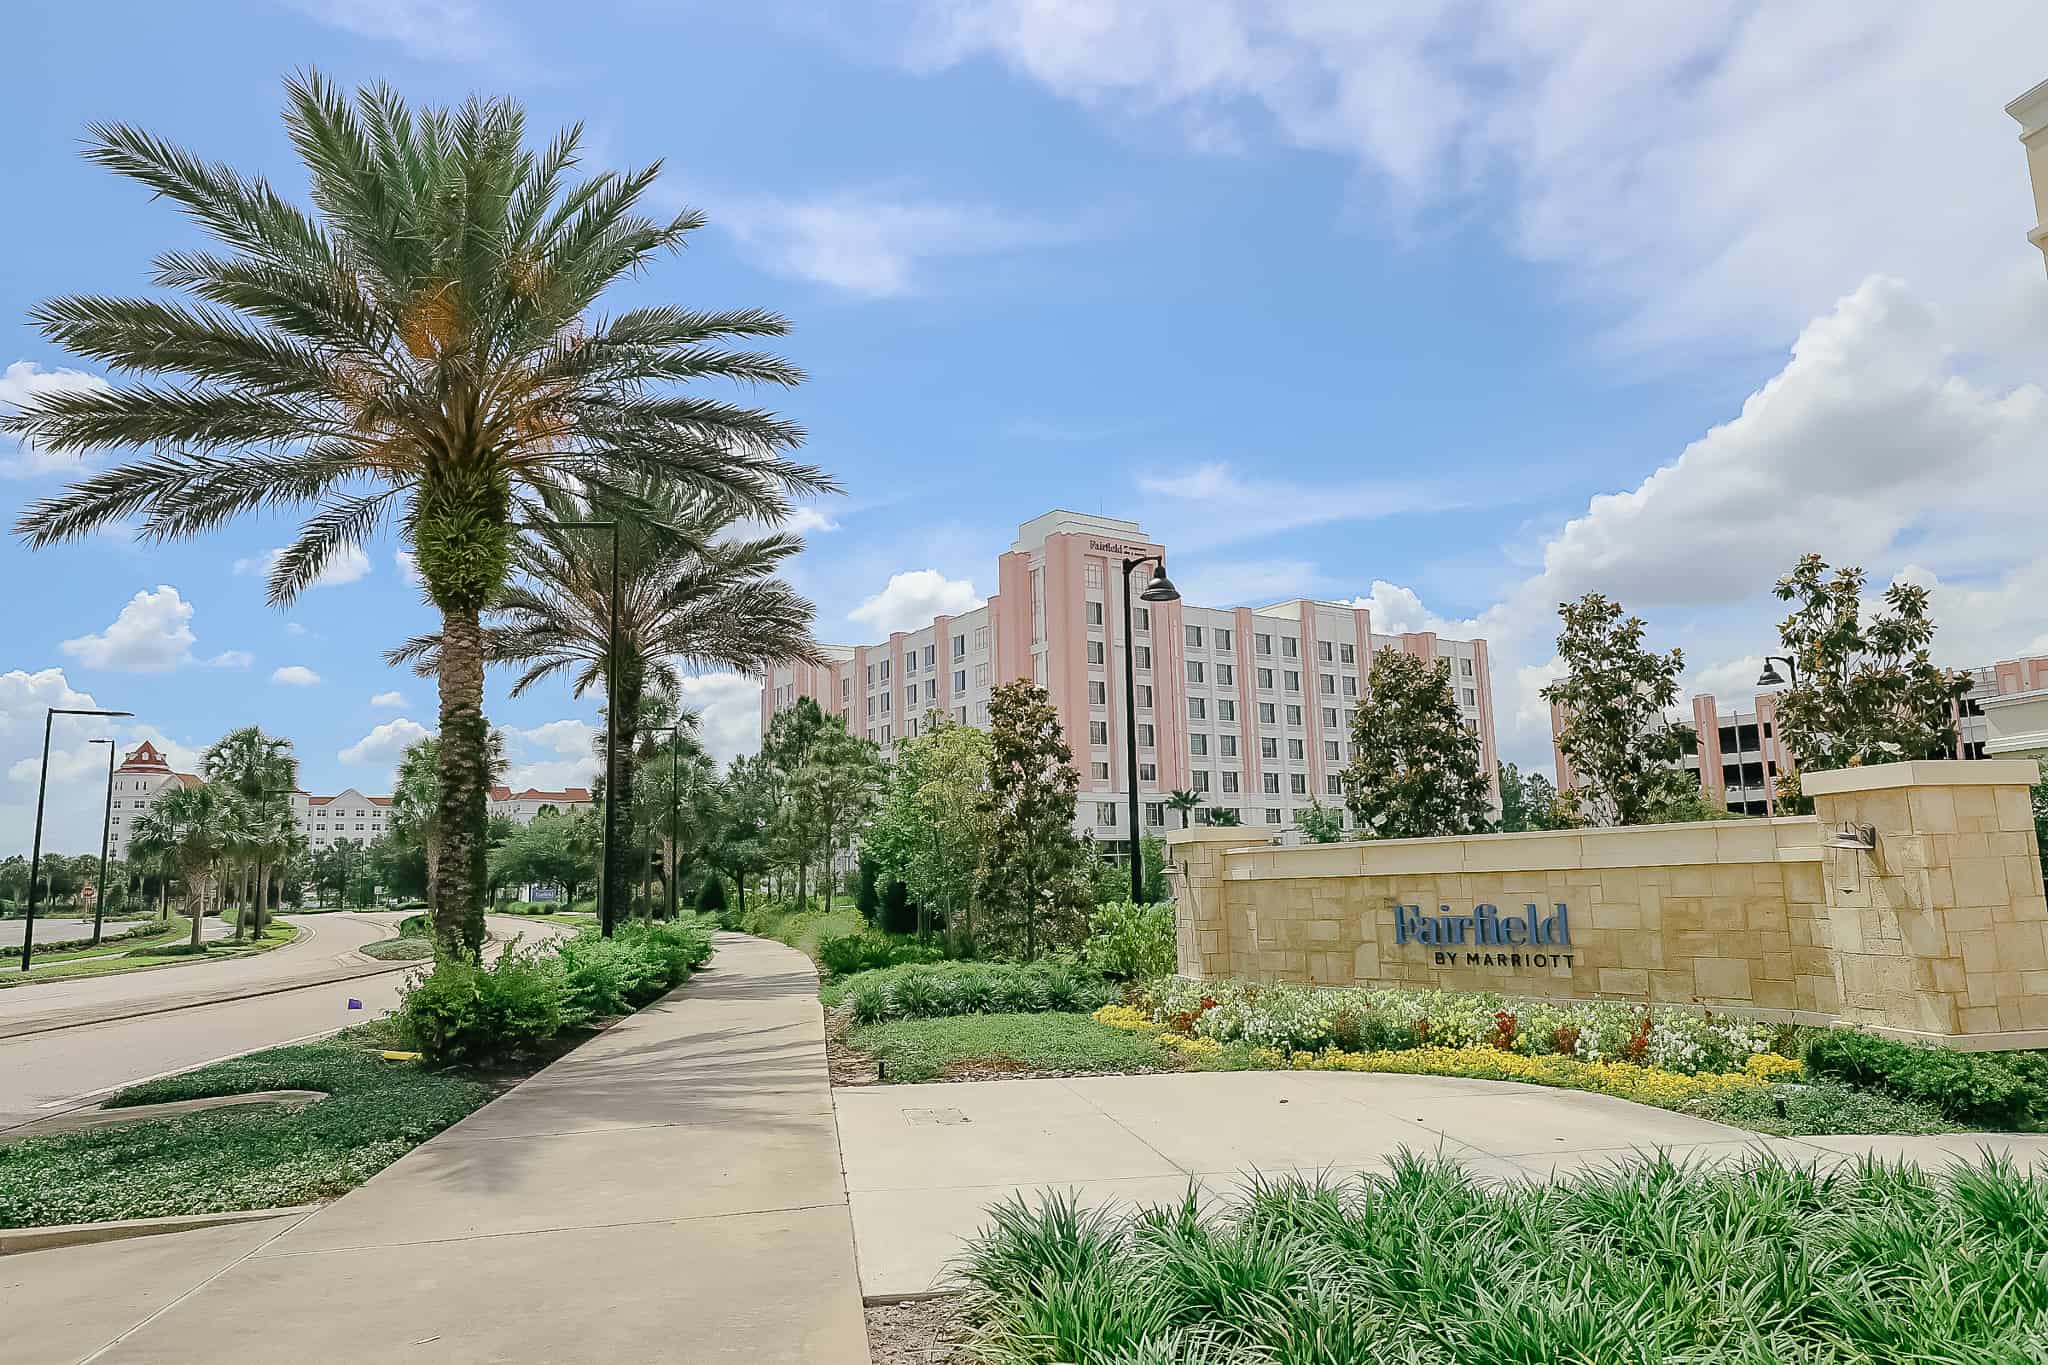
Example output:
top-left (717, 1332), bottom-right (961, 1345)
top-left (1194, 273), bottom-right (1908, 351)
top-left (12, 932), bottom-right (869, 1363)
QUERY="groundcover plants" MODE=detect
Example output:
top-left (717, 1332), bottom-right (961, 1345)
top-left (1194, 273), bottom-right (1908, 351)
top-left (958, 1151), bottom-right (2048, 1365)
top-left (844, 961), bottom-right (1119, 1025)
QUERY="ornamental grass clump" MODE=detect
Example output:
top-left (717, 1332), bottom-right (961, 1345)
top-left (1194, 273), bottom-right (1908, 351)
top-left (958, 1152), bottom-right (2048, 1364)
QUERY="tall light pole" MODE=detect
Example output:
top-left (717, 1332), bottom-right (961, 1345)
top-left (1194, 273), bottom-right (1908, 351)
top-left (1755, 656), bottom-right (1800, 817)
top-left (21, 706), bottom-right (133, 970)
top-left (89, 738), bottom-right (116, 946)
top-left (650, 723), bottom-right (682, 921)
top-left (1120, 556), bottom-right (1180, 905)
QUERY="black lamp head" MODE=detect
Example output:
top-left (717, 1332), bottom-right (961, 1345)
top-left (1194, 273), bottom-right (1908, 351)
top-left (1757, 660), bottom-right (1785, 687)
top-left (1140, 562), bottom-right (1180, 603)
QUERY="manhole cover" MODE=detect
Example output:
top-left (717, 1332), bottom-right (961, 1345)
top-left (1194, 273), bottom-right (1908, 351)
top-left (903, 1106), bottom-right (970, 1126)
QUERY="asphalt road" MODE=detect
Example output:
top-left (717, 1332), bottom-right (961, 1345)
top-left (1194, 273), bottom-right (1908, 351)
top-left (0, 916), bottom-right (229, 949)
top-left (0, 912), bottom-right (574, 1131)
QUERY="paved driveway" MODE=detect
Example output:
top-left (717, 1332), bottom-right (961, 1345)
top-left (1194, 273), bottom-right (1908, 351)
top-left (835, 1070), bottom-right (2048, 1298)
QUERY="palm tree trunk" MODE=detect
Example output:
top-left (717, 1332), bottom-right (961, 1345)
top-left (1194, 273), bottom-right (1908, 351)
top-left (434, 603), bottom-right (491, 959)
top-left (605, 662), bottom-right (644, 932)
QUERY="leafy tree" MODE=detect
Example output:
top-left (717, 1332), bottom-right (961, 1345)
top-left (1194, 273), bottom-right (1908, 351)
top-left (487, 810), bottom-right (593, 903)
top-left (389, 732), bottom-right (506, 916)
top-left (1138, 835), bottom-right (1168, 905)
top-left (631, 718), bottom-right (717, 918)
top-left (1497, 760), bottom-right (1575, 833)
top-left (0, 855), bottom-right (27, 910)
top-left (201, 726), bottom-right (299, 937)
top-left (704, 754), bottom-right (774, 918)
top-left (6, 75), bottom-right (823, 958)
top-left (975, 680), bottom-right (1093, 960)
top-left (1203, 807), bottom-right (1242, 827)
top-left (1296, 800), bottom-right (1346, 844)
top-left (879, 878), bottom-right (917, 935)
top-left (131, 784), bottom-right (231, 945)
top-left (1166, 789), bottom-right (1199, 830)
top-left (1341, 649), bottom-right (1493, 839)
top-left (864, 714), bottom-right (994, 944)
top-left (759, 699), bottom-right (827, 907)
top-left (788, 719), bottom-right (883, 914)
top-left (1540, 593), bottom-right (1700, 826)
top-left (853, 853), bottom-right (880, 921)
top-left (1771, 554), bottom-right (1969, 771)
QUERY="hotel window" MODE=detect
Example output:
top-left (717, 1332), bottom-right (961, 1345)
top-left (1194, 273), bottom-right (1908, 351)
top-left (1216, 627), bottom-right (1232, 651)
top-left (1220, 735), bottom-right (1238, 757)
top-left (1258, 702), bottom-right (1276, 724)
top-left (1090, 721), bottom-right (1109, 745)
top-left (1462, 688), bottom-right (1477, 706)
top-left (1140, 764), bottom-right (1157, 783)
top-left (1134, 606), bottom-right (1149, 630)
top-left (907, 717), bottom-right (919, 739)
top-left (1255, 633), bottom-right (1271, 655)
top-left (1261, 737), bottom-right (1279, 759)
top-left (1262, 773), bottom-right (1281, 795)
top-left (1136, 684), bottom-right (1153, 707)
top-left (1266, 808), bottom-right (1283, 825)
top-left (1318, 640), bottom-right (1333, 662)
top-left (1284, 670), bottom-right (1300, 692)
top-left (1320, 673), bottom-right (1335, 694)
top-left (1192, 770), bottom-right (1211, 793)
top-left (1282, 637), bottom-right (1298, 658)
top-left (880, 659), bottom-right (891, 681)
top-left (1189, 733), bottom-right (1208, 756)
top-left (1087, 640), bottom-right (1105, 665)
top-left (975, 663), bottom-right (991, 686)
top-left (1343, 676), bottom-right (1357, 697)
top-left (1086, 601), bottom-right (1104, 626)
top-left (866, 698), bottom-right (875, 717)
top-left (1461, 657), bottom-right (1474, 676)
top-left (907, 686), bottom-right (918, 711)
top-left (1218, 699), bottom-right (1236, 722)
top-left (1092, 762), bottom-right (1110, 780)
top-left (1186, 660), bottom-right (1204, 683)
top-left (905, 652), bottom-right (918, 674)
top-left (955, 706), bottom-right (968, 724)
top-left (1135, 645), bottom-right (1151, 669)
top-left (1322, 707), bottom-right (1339, 728)
top-left (1086, 563), bottom-right (1102, 588)
top-left (1340, 643), bottom-right (1355, 663)
top-left (1286, 739), bottom-right (1303, 761)
top-left (925, 680), bottom-right (937, 700)
top-left (1189, 697), bottom-right (1207, 721)
top-left (842, 678), bottom-right (852, 700)
top-left (1145, 801), bottom-right (1164, 827)
top-left (953, 634), bottom-right (966, 658)
top-left (1286, 705), bottom-right (1303, 726)
top-left (882, 725), bottom-right (892, 743)
top-left (953, 669), bottom-right (967, 692)
top-left (1324, 740), bottom-right (1341, 760)
top-left (880, 693), bottom-right (891, 714)
top-left (1290, 774), bottom-right (1307, 794)
top-left (1327, 775), bottom-right (1343, 795)
top-left (1097, 803), bottom-right (1119, 826)
top-left (865, 664), bottom-right (876, 684)
top-left (1184, 625), bottom-right (1203, 648)
top-left (1465, 720), bottom-right (1480, 735)
top-left (1089, 681), bottom-right (1108, 705)
top-left (1222, 772), bottom-right (1240, 793)
top-left (1216, 663), bottom-right (1234, 686)
top-left (1257, 667), bottom-right (1274, 689)
top-left (924, 644), bottom-right (935, 668)
top-left (1138, 724), bottom-right (1155, 746)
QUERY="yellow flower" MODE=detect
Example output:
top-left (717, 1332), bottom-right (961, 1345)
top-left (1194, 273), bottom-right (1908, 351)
top-left (1268, 1045), bottom-right (1771, 1107)
top-left (1093, 1005), bottom-right (1159, 1033)
top-left (1744, 1053), bottom-right (1803, 1080)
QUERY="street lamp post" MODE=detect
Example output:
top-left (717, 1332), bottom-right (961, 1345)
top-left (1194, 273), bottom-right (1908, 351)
top-left (1119, 556), bottom-right (1181, 905)
top-left (649, 723), bottom-right (682, 921)
top-left (1756, 656), bottom-right (1799, 689)
top-left (21, 706), bottom-right (133, 971)
top-left (1754, 657), bottom-right (1801, 817)
top-left (89, 738), bottom-right (116, 945)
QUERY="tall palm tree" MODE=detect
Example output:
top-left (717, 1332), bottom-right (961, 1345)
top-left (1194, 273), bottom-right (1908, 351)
top-left (132, 784), bottom-right (231, 948)
top-left (202, 726), bottom-right (297, 938)
top-left (390, 731), bottom-right (509, 913)
top-left (5, 74), bottom-right (826, 958)
top-left (1166, 788), bottom-right (1199, 829)
top-left (391, 477), bottom-right (822, 919)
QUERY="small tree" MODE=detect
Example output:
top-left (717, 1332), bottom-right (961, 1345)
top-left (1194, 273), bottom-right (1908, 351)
top-left (976, 680), bottom-right (1093, 960)
top-left (1771, 555), bottom-right (1969, 771)
top-left (1497, 761), bottom-right (1575, 833)
top-left (1166, 789), bottom-right (1199, 829)
top-left (1203, 807), bottom-right (1242, 827)
top-left (788, 719), bottom-right (883, 913)
top-left (1296, 800), bottom-right (1346, 844)
top-left (1342, 650), bottom-right (1493, 839)
top-left (853, 854), bottom-right (881, 922)
top-left (1540, 593), bottom-right (1699, 826)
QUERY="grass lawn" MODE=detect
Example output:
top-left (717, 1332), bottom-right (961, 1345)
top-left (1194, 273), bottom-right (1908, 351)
top-left (0, 1028), bottom-right (490, 1228)
top-left (2, 923), bottom-right (300, 988)
top-left (960, 1152), bottom-right (2048, 1364)
top-left (848, 1012), bottom-right (1189, 1082)
top-left (358, 936), bottom-right (434, 961)
top-left (17, 916), bottom-right (198, 965)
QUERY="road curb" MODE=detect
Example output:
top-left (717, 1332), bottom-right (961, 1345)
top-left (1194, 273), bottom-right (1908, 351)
top-left (0, 960), bottom-right (414, 1041)
top-left (0, 1204), bottom-right (321, 1256)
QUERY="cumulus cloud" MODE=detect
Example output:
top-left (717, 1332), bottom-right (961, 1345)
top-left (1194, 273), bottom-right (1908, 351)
top-left (677, 671), bottom-right (765, 767)
top-left (232, 544), bottom-right (371, 590)
top-left (717, 188), bottom-right (1070, 297)
top-left (0, 669), bottom-right (204, 853)
top-left (271, 665), bottom-right (322, 687)
top-left (0, 360), bottom-right (111, 477)
top-left (207, 650), bottom-right (254, 670)
top-left (60, 586), bottom-right (200, 673)
top-left (848, 569), bottom-right (984, 635)
top-left (501, 719), bottom-right (601, 793)
top-left (280, 0), bottom-right (536, 73)
top-left (394, 549), bottom-right (421, 587)
top-left (786, 507), bottom-right (841, 535)
top-left (339, 717), bottom-right (431, 766)
top-left (370, 690), bottom-right (407, 708)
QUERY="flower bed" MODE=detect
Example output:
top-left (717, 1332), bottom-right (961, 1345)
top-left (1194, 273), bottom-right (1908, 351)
top-left (1144, 976), bottom-right (1789, 1075)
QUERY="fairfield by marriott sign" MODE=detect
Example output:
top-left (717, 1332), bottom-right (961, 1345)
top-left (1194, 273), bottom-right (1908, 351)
top-left (1394, 902), bottom-right (1575, 969)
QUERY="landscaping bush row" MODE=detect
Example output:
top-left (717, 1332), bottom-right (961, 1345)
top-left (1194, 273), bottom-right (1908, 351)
top-left (396, 918), bottom-right (715, 1064)
top-left (816, 929), bottom-right (949, 976)
top-left (1802, 1027), bottom-right (2048, 1129)
top-left (1079, 900), bottom-right (1177, 982)
top-left (30, 915), bottom-right (185, 956)
top-left (847, 961), bottom-right (1118, 1025)
top-left (1144, 978), bottom-right (1791, 1075)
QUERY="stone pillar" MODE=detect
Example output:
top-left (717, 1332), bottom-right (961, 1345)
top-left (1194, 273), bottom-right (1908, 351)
top-left (1805, 759), bottom-right (2048, 1047)
top-left (1165, 826), bottom-right (1273, 977)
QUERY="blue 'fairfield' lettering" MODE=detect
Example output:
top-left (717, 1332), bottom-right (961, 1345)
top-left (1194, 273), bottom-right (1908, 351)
top-left (1396, 902), bottom-right (1571, 948)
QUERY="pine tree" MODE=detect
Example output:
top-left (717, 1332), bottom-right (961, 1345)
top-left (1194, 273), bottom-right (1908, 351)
top-left (1342, 650), bottom-right (1494, 838)
top-left (975, 681), bottom-right (1092, 959)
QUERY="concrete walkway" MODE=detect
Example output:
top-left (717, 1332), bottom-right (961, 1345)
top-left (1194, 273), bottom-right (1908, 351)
top-left (837, 1069), bottom-right (2048, 1299)
top-left (4, 932), bottom-right (868, 1364)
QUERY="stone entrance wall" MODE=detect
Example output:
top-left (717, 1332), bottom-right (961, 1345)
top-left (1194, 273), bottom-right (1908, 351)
top-left (1167, 759), bottom-right (2048, 1050)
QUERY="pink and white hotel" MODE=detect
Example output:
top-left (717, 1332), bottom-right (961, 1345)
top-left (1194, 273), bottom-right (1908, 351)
top-left (761, 511), bottom-right (1500, 849)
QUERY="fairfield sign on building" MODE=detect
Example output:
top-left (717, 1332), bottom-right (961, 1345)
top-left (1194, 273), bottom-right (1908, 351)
top-left (1394, 902), bottom-right (1575, 969)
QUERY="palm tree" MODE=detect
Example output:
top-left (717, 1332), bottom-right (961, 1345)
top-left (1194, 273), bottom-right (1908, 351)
top-left (201, 726), bottom-right (297, 938)
top-left (132, 784), bottom-right (231, 948)
top-left (391, 478), bottom-right (821, 920)
top-left (1166, 788), bottom-right (1199, 829)
top-left (390, 732), bottom-right (509, 913)
top-left (5, 74), bottom-right (826, 958)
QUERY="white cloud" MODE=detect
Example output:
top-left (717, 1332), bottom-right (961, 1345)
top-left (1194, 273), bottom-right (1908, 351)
top-left (0, 360), bottom-right (111, 477)
top-left (1173, 559), bottom-right (1326, 607)
top-left (848, 569), bottom-right (984, 635)
top-left (502, 719), bottom-right (601, 793)
top-left (717, 188), bottom-right (1068, 297)
top-left (232, 544), bottom-right (371, 590)
top-left (271, 665), bottom-right (322, 687)
top-left (370, 690), bottom-right (408, 708)
top-left (1344, 582), bottom-right (1481, 640)
top-left (60, 586), bottom-right (199, 673)
top-left (207, 650), bottom-right (254, 670)
top-left (281, 0), bottom-right (534, 72)
top-left (903, 3), bottom-right (2048, 361)
top-left (516, 719), bottom-right (598, 758)
top-left (786, 507), bottom-right (841, 535)
top-left (677, 672), bottom-right (765, 767)
top-left (339, 717), bottom-right (432, 767)
top-left (285, 623), bottom-right (309, 637)
top-left (394, 549), bottom-right (422, 588)
top-left (1139, 460), bottom-right (1460, 552)
top-left (0, 669), bottom-right (206, 854)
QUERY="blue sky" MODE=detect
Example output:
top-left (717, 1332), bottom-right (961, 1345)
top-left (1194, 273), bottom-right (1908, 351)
top-left (6, 2), bottom-right (2048, 854)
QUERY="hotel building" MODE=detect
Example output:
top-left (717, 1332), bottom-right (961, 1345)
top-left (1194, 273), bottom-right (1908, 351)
top-left (760, 510), bottom-right (1500, 849)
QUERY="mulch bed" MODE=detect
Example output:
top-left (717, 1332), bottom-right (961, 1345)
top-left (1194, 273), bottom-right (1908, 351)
top-left (865, 1295), bottom-right (975, 1364)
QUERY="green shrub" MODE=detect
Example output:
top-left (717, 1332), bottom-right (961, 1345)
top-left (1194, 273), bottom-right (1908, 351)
top-left (398, 913), bottom-right (430, 938)
top-left (849, 979), bottom-right (890, 1026)
top-left (817, 929), bottom-right (945, 977)
top-left (880, 879), bottom-right (917, 935)
top-left (694, 877), bottom-right (728, 913)
top-left (396, 950), bottom-right (580, 1065)
top-left (1082, 900), bottom-right (1178, 982)
top-left (991, 968), bottom-right (1045, 1014)
top-left (830, 960), bottom-right (1117, 1023)
top-left (1802, 1029), bottom-right (2048, 1128)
